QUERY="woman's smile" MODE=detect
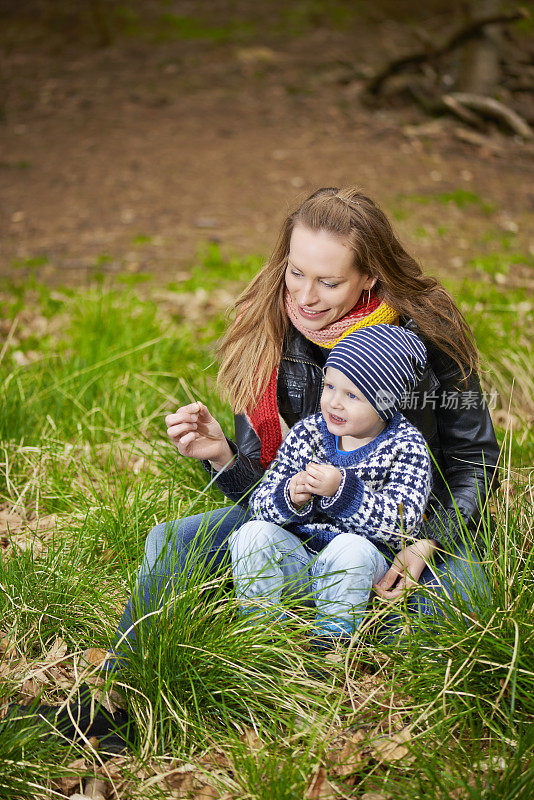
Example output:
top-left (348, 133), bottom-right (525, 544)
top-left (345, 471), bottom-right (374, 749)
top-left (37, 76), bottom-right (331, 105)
top-left (297, 305), bottom-right (330, 320)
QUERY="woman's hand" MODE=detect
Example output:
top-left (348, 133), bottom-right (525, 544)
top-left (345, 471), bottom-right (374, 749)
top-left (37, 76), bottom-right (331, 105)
top-left (304, 462), bottom-right (342, 497)
top-left (373, 539), bottom-right (439, 601)
top-left (289, 472), bottom-right (313, 507)
top-left (165, 402), bottom-right (234, 469)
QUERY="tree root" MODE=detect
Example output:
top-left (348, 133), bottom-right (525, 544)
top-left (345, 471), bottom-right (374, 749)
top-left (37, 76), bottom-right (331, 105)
top-left (442, 95), bottom-right (487, 130)
top-left (444, 92), bottom-right (533, 139)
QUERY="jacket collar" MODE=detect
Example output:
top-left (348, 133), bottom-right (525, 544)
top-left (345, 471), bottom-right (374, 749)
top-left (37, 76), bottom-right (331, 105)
top-left (282, 324), bottom-right (327, 366)
top-left (283, 318), bottom-right (418, 366)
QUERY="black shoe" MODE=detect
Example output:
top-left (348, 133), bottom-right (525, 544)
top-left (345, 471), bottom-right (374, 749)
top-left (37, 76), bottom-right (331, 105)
top-left (5, 682), bottom-right (136, 755)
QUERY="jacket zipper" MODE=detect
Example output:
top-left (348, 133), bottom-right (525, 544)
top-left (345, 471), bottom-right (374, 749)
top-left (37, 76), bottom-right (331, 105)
top-left (281, 355), bottom-right (319, 368)
top-left (281, 355), bottom-right (324, 413)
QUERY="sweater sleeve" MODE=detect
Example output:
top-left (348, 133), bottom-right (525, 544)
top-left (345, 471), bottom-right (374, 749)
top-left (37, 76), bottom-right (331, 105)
top-left (249, 423), bottom-right (316, 525)
top-left (201, 414), bottom-right (266, 504)
top-left (319, 435), bottom-right (432, 548)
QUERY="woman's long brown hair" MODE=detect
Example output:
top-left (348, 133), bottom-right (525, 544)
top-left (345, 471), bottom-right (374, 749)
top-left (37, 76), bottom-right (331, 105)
top-left (218, 187), bottom-right (479, 413)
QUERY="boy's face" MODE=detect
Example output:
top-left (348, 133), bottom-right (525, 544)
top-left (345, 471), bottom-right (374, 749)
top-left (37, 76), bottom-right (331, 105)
top-left (321, 367), bottom-right (386, 442)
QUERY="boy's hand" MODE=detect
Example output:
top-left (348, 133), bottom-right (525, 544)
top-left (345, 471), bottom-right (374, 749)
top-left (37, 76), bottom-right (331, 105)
top-left (289, 472), bottom-right (313, 507)
top-left (304, 462), bottom-right (342, 497)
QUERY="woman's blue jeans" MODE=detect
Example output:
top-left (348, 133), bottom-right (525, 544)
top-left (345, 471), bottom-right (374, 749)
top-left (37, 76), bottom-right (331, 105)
top-left (113, 504), bottom-right (253, 654)
top-left (111, 505), bottom-right (490, 655)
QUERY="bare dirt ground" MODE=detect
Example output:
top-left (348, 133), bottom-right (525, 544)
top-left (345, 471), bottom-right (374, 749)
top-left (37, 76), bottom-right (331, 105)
top-left (1, 1), bottom-right (533, 288)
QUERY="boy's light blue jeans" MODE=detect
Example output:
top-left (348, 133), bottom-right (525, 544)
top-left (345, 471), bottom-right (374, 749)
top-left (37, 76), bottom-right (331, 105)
top-left (229, 520), bottom-right (388, 638)
top-left (111, 504), bottom-right (490, 657)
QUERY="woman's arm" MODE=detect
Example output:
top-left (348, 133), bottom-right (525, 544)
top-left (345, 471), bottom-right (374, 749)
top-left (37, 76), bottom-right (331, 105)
top-left (420, 349), bottom-right (500, 550)
top-left (201, 413), bottom-right (268, 504)
top-left (374, 538), bottom-right (439, 599)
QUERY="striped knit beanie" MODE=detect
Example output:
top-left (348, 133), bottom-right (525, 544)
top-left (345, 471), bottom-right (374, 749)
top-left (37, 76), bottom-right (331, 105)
top-left (325, 324), bottom-right (427, 421)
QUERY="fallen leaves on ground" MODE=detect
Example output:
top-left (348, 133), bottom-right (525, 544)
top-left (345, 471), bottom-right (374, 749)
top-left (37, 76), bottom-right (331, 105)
top-left (304, 766), bottom-right (337, 799)
top-left (1, 635), bottom-right (75, 703)
top-left (0, 508), bottom-right (58, 557)
top-left (91, 756), bottom-right (230, 800)
top-left (60, 757), bottom-right (88, 793)
top-left (327, 728), bottom-right (369, 776)
top-left (370, 726), bottom-right (413, 763)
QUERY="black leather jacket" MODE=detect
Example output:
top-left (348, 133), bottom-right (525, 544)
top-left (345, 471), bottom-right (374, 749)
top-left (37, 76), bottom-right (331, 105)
top-left (210, 321), bottom-right (500, 551)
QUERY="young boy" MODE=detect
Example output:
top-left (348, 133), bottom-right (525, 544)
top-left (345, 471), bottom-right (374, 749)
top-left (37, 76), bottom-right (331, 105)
top-left (229, 324), bottom-right (432, 644)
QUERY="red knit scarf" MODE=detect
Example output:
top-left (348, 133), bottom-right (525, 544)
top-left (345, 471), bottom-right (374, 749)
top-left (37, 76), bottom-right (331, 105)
top-left (247, 289), bottom-right (398, 468)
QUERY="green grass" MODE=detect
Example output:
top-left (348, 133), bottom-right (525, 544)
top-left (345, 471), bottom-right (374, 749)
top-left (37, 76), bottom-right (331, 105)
top-left (397, 189), bottom-right (495, 215)
top-left (0, 243), bottom-right (532, 796)
top-left (11, 254), bottom-right (49, 271)
top-left (168, 242), bottom-right (263, 293)
top-left (114, 7), bottom-right (257, 44)
top-left (276, 0), bottom-right (358, 35)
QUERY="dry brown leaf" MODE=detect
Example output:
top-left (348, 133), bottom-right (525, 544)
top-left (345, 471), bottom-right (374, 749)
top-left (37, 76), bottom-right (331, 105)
top-left (324, 650), bottom-right (343, 664)
top-left (83, 776), bottom-right (109, 799)
top-left (241, 727), bottom-right (262, 751)
top-left (44, 637), bottom-right (68, 663)
top-left (100, 757), bottom-right (129, 782)
top-left (194, 783), bottom-right (220, 799)
top-left (89, 683), bottom-right (126, 714)
top-left (329, 730), bottom-right (368, 776)
top-left (200, 748), bottom-right (230, 770)
top-left (163, 762), bottom-right (200, 791)
top-left (305, 766), bottom-right (336, 799)
top-left (60, 758), bottom-right (87, 792)
top-left (82, 648), bottom-right (109, 667)
top-left (85, 736), bottom-right (100, 751)
top-left (361, 793), bottom-right (389, 800)
top-left (371, 727), bottom-right (412, 763)
top-left (0, 663), bottom-right (14, 680)
top-left (20, 677), bottom-right (43, 700)
top-left (0, 632), bottom-right (17, 660)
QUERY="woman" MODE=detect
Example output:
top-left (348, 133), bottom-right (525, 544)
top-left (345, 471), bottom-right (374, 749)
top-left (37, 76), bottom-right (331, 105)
top-left (113, 187), bottom-right (499, 655)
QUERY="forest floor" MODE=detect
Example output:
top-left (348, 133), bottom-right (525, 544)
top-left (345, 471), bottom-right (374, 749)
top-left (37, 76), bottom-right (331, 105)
top-left (1, 0), bottom-right (533, 289)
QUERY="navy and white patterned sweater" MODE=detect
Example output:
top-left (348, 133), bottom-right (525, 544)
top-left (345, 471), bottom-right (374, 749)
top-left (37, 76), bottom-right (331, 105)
top-left (249, 411), bottom-right (432, 554)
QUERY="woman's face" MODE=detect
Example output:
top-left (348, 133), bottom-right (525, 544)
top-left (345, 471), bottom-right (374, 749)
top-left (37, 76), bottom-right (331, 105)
top-left (285, 224), bottom-right (375, 330)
